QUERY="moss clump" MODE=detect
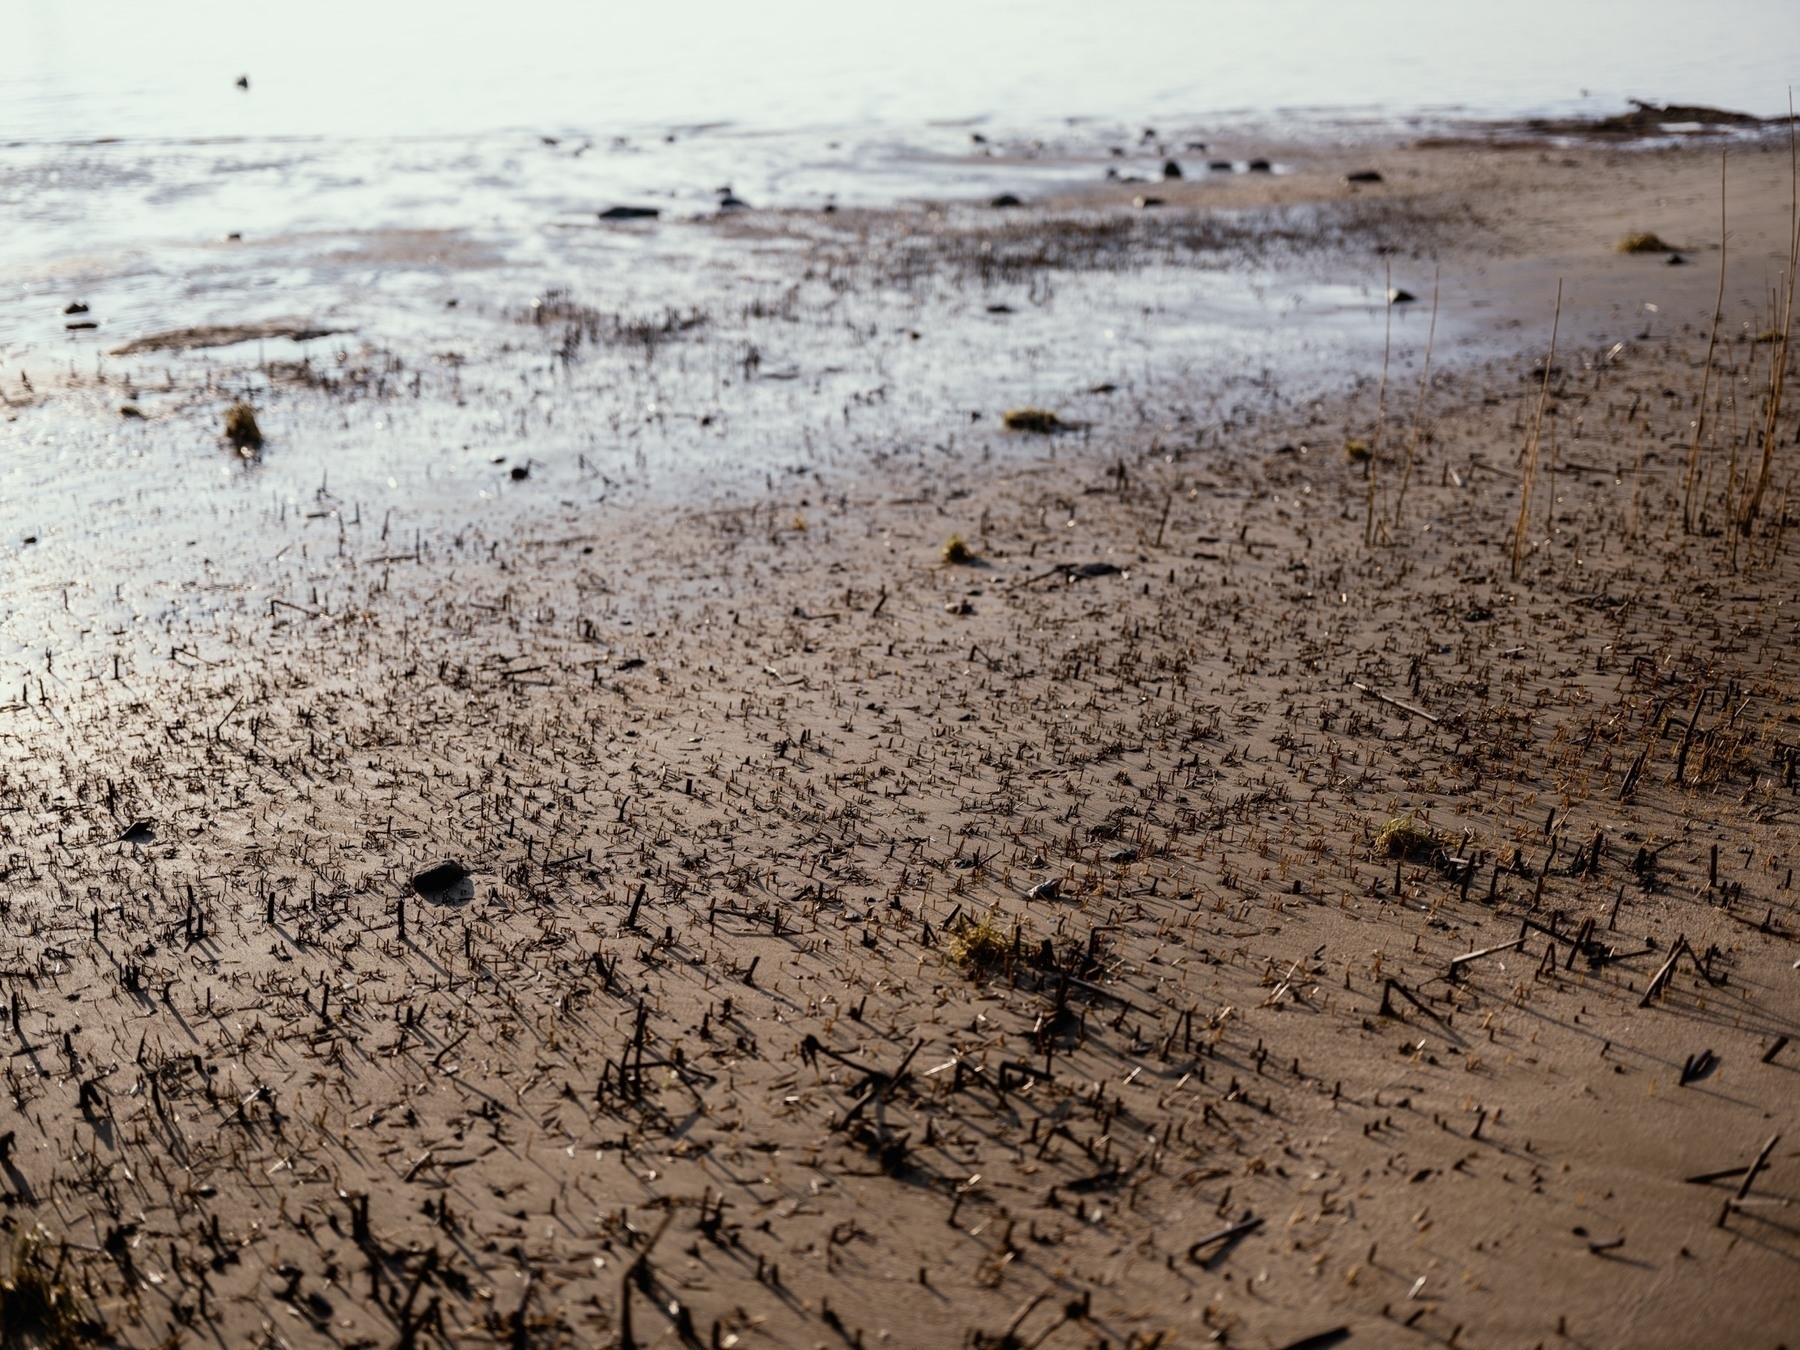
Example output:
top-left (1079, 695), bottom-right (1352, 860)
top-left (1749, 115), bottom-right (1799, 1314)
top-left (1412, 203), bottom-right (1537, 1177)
top-left (223, 402), bottom-right (263, 452)
top-left (1616, 232), bottom-right (1671, 254)
top-left (1375, 812), bottom-right (1442, 861)
top-left (949, 914), bottom-right (1011, 977)
top-left (943, 535), bottom-right (976, 565)
top-left (1344, 438), bottom-right (1371, 463)
top-left (1002, 408), bottom-right (1066, 433)
top-left (0, 1231), bottom-right (105, 1349)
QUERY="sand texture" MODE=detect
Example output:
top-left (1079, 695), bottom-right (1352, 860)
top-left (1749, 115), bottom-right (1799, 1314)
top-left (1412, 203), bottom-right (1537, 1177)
top-left (0, 131), bottom-right (1797, 1349)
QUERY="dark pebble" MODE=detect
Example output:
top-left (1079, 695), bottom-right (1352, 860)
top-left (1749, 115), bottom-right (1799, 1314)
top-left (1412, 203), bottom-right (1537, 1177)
top-left (412, 860), bottom-right (469, 895)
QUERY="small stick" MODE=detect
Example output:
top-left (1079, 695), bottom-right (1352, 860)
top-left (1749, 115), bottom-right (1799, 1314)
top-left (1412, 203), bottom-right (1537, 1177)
top-left (1735, 1133), bottom-right (1782, 1202)
top-left (1762, 1035), bottom-right (1789, 1064)
top-left (1186, 1214), bottom-right (1262, 1265)
top-left (1352, 681), bottom-right (1438, 725)
top-left (1721, 1132), bottom-right (1783, 1226)
top-left (1639, 936), bottom-right (1688, 1007)
top-left (1447, 936), bottom-right (1525, 976)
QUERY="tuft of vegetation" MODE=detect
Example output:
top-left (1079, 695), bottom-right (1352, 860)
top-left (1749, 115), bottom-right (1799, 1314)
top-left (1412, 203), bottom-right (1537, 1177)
top-left (1616, 231), bottom-right (1671, 254)
top-left (1002, 408), bottom-right (1066, 433)
top-left (1375, 813), bottom-right (1442, 861)
top-left (1344, 438), bottom-right (1371, 463)
top-left (949, 914), bottom-right (1012, 977)
top-left (223, 402), bottom-right (263, 452)
top-left (943, 535), bottom-right (976, 564)
top-left (0, 1231), bottom-right (105, 1349)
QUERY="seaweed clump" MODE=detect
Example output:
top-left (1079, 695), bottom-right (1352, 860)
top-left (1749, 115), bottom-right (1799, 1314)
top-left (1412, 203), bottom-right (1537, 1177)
top-left (1002, 408), bottom-right (1066, 433)
top-left (223, 402), bottom-right (264, 452)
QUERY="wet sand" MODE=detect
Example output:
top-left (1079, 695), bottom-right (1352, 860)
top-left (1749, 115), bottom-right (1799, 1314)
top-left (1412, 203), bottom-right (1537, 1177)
top-left (0, 131), bottom-right (1797, 1349)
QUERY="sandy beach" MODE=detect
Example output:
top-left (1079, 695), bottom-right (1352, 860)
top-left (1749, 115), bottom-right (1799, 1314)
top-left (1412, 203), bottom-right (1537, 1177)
top-left (0, 123), bottom-right (1797, 1350)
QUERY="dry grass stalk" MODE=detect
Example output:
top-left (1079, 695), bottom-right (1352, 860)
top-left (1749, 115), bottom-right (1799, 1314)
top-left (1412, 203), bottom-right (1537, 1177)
top-left (1683, 151), bottom-right (1729, 533)
top-left (1364, 261), bottom-right (1393, 547)
top-left (1393, 266), bottom-right (1439, 530)
top-left (1739, 101), bottom-right (1800, 537)
top-left (1511, 280), bottom-right (1563, 580)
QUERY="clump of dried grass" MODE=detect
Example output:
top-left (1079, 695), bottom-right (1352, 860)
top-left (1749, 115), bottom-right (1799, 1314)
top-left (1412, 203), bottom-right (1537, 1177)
top-left (943, 535), bottom-right (976, 564)
top-left (0, 1230), bottom-right (105, 1349)
top-left (1616, 231), bottom-right (1671, 253)
top-left (1374, 812), bottom-right (1442, 861)
top-left (949, 914), bottom-right (1011, 977)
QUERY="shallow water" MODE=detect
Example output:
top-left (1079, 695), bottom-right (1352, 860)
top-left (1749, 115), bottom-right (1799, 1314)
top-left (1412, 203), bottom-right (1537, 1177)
top-left (1, 0), bottom-right (1791, 683)
top-left (13, 0), bottom-right (1799, 142)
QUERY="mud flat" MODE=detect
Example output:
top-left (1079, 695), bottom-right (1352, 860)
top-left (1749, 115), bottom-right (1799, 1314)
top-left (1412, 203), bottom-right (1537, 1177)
top-left (0, 129), bottom-right (1796, 1348)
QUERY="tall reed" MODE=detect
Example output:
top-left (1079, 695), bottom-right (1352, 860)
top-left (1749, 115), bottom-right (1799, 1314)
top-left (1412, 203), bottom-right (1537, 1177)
top-left (1511, 281), bottom-right (1562, 582)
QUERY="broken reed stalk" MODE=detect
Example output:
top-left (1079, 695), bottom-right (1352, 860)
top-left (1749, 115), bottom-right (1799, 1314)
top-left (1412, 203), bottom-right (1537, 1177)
top-left (1393, 265), bottom-right (1439, 530)
top-left (1683, 150), bottom-right (1728, 534)
top-left (1364, 261), bottom-right (1393, 548)
top-left (1739, 99), bottom-right (1800, 537)
top-left (1511, 279), bottom-right (1563, 581)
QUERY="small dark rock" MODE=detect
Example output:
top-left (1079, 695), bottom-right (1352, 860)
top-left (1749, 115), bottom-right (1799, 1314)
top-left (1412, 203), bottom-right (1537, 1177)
top-left (510, 465), bottom-right (530, 480)
top-left (1247, 158), bottom-right (1272, 172)
top-left (1389, 288), bottom-right (1417, 304)
top-left (1346, 170), bottom-right (1383, 183)
top-left (1134, 195), bottom-right (1165, 209)
top-left (1667, 253), bottom-right (1687, 265)
top-left (64, 301), bottom-right (89, 315)
top-left (986, 304), bottom-right (1015, 314)
top-left (718, 195), bottom-right (750, 211)
top-left (1208, 160), bottom-right (1234, 172)
top-left (1162, 159), bottom-right (1183, 179)
top-left (235, 75), bottom-right (249, 90)
top-left (990, 193), bottom-right (1024, 208)
top-left (1185, 141), bottom-right (1207, 151)
top-left (598, 205), bottom-right (660, 220)
top-left (411, 860), bottom-right (469, 895)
